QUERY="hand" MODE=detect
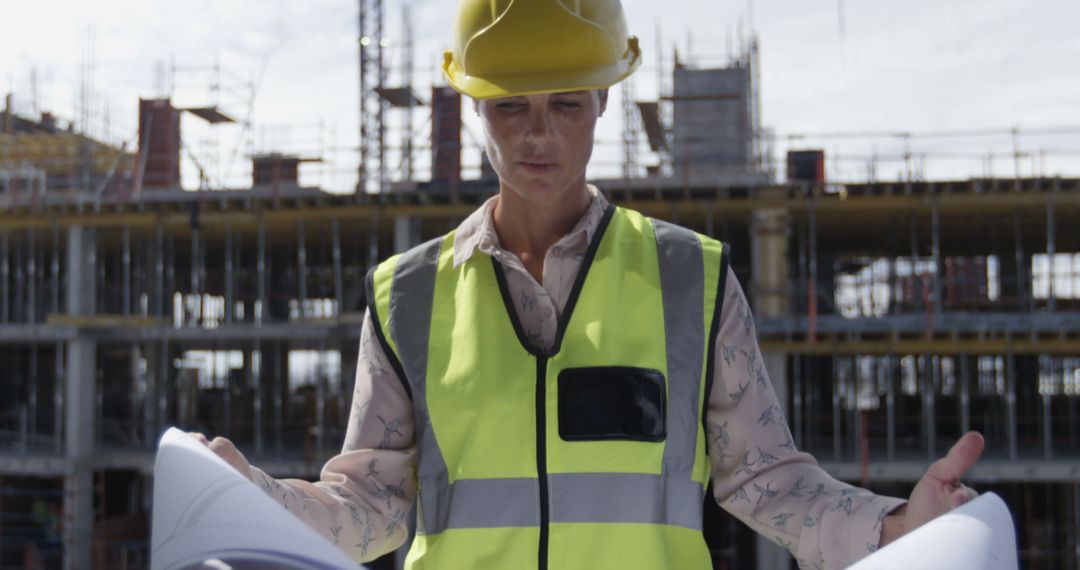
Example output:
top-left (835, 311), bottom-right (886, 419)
top-left (188, 432), bottom-right (254, 481)
top-left (880, 431), bottom-right (984, 547)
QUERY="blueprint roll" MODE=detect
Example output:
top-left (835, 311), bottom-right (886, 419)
top-left (151, 428), bottom-right (367, 570)
top-left (848, 492), bottom-right (1018, 570)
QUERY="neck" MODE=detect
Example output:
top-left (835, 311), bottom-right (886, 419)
top-left (492, 179), bottom-right (591, 280)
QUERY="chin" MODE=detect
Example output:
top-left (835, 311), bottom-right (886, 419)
top-left (506, 174), bottom-right (570, 199)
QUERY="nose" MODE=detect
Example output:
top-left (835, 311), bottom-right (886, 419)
top-left (525, 105), bottom-right (553, 141)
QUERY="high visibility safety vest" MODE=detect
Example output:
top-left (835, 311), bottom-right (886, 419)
top-left (366, 205), bottom-right (729, 570)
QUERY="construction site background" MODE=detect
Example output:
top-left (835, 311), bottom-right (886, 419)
top-left (1, 2), bottom-right (1080, 569)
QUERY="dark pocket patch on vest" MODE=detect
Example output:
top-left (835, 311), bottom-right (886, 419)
top-left (557, 367), bottom-right (666, 442)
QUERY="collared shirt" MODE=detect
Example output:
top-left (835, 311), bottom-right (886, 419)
top-left (250, 185), bottom-right (905, 569)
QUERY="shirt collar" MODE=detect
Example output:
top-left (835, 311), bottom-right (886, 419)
top-left (452, 184), bottom-right (609, 269)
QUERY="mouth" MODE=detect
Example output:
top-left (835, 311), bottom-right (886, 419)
top-left (518, 161), bottom-right (557, 175)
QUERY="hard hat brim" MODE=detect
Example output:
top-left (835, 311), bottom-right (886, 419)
top-left (443, 47), bottom-right (642, 100)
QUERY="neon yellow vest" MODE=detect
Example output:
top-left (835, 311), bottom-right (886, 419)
top-left (366, 205), bottom-right (728, 570)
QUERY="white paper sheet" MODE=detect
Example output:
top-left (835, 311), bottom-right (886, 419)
top-left (848, 492), bottom-right (1018, 570)
top-left (151, 427), bottom-right (365, 570)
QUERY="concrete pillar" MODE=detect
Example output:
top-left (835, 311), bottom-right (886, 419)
top-left (393, 216), bottom-right (421, 254)
top-left (750, 203), bottom-right (792, 570)
top-left (63, 226), bottom-right (96, 570)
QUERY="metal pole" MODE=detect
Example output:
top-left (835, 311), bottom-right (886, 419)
top-left (225, 222), bottom-right (234, 324)
top-left (888, 225), bottom-right (897, 314)
top-left (191, 226), bottom-right (200, 327)
top-left (155, 224), bottom-right (164, 319)
top-left (158, 338), bottom-right (169, 441)
top-left (297, 220), bottom-right (307, 319)
top-left (143, 341), bottom-right (154, 449)
top-left (96, 231), bottom-right (105, 317)
top-left (54, 341), bottom-right (63, 453)
top-left (931, 198), bottom-right (943, 314)
top-left (1074, 483), bottom-right (1079, 569)
top-left (792, 354), bottom-right (803, 447)
top-left (910, 215), bottom-right (922, 313)
top-left (808, 200), bottom-right (818, 342)
top-left (1043, 391), bottom-right (1052, 460)
top-left (368, 208), bottom-right (380, 269)
top-left (167, 234), bottom-right (177, 327)
top-left (1042, 356), bottom-right (1053, 460)
top-left (886, 355), bottom-right (896, 461)
top-left (222, 341), bottom-right (231, 435)
top-left (1047, 193), bottom-right (1056, 312)
top-left (258, 218), bottom-right (267, 325)
top-left (28, 230), bottom-right (36, 323)
top-left (1006, 351), bottom-right (1018, 461)
top-left (130, 344), bottom-right (139, 444)
top-left (2, 228), bottom-right (9, 322)
top-left (1013, 211), bottom-right (1031, 313)
top-left (274, 341), bottom-right (283, 455)
top-left (926, 355), bottom-right (937, 460)
top-left (332, 219), bottom-right (344, 316)
top-left (316, 338), bottom-right (326, 456)
top-left (51, 225), bottom-right (60, 315)
top-left (29, 343), bottom-right (38, 437)
top-left (253, 340), bottom-right (263, 455)
top-left (959, 353), bottom-right (971, 434)
top-left (832, 353), bottom-right (841, 461)
top-left (122, 225), bottom-right (131, 316)
top-left (200, 223), bottom-right (208, 323)
top-left (14, 231), bottom-right (22, 322)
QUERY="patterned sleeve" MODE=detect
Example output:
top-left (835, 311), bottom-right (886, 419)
top-left (705, 267), bottom-right (906, 570)
top-left (249, 309), bottom-right (417, 563)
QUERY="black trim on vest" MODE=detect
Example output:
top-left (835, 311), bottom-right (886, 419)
top-left (364, 266), bottom-right (413, 401)
top-left (535, 357), bottom-right (550, 570)
top-left (702, 246), bottom-right (730, 457)
top-left (551, 204), bottom-right (615, 355)
top-left (491, 260), bottom-right (545, 358)
top-left (490, 203), bottom-right (617, 359)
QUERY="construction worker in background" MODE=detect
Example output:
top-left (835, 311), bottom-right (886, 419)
top-left (194, 0), bottom-right (986, 568)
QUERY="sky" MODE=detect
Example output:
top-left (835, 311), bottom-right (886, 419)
top-left (2, 0), bottom-right (1079, 192)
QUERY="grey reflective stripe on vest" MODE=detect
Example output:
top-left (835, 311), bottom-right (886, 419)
top-left (386, 237), bottom-right (449, 534)
top-left (549, 472), bottom-right (704, 530)
top-left (419, 476), bottom-right (540, 533)
top-left (652, 219), bottom-right (707, 481)
top-left (418, 472), bottom-right (703, 533)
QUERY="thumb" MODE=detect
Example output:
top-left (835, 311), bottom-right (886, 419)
top-left (927, 431), bottom-right (985, 483)
top-left (208, 437), bottom-right (253, 481)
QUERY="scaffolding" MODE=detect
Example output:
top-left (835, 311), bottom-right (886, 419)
top-left (0, 23), bottom-right (1078, 570)
top-left (0, 174), bottom-right (1074, 568)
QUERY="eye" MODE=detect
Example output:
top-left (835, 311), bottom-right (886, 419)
top-left (495, 99), bottom-right (525, 112)
top-left (554, 100), bottom-right (581, 109)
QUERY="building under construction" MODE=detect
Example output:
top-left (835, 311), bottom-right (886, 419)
top-left (1, 11), bottom-right (1079, 570)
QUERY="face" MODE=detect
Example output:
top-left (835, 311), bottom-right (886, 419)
top-left (476, 89), bottom-right (607, 205)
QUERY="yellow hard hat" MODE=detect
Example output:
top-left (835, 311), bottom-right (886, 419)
top-left (443, 0), bottom-right (642, 99)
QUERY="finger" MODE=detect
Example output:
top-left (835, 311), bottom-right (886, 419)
top-left (208, 436), bottom-right (238, 458)
top-left (948, 485), bottom-right (979, 509)
top-left (927, 431), bottom-right (985, 483)
top-left (188, 432), bottom-right (210, 446)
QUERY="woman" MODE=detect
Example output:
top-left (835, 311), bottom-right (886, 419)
top-left (197, 1), bottom-right (984, 568)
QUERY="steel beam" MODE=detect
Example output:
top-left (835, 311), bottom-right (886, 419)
top-left (332, 218), bottom-right (344, 316)
top-left (225, 222), bottom-right (234, 324)
top-left (297, 220), bottom-right (307, 318)
top-left (1007, 351), bottom-right (1019, 461)
top-left (1, 229), bottom-right (8, 322)
top-left (123, 225), bottom-right (131, 316)
top-left (1047, 192), bottom-right (1056, 311)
